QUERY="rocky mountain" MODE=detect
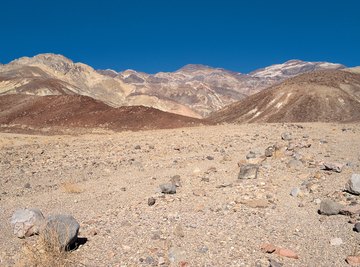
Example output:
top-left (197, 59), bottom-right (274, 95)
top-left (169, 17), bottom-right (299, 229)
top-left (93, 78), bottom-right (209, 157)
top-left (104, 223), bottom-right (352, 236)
top-left (0, 94), bottom-right (205, 133)
top-left (0, 53), bottom-right (345, 118)
top-left (208, 69), bottom-right (360, 123)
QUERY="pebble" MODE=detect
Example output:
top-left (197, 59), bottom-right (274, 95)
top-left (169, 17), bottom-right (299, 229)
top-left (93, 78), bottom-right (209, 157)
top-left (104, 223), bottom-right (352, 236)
top-left (346, 174), bottom-right (360, 195)
top-left (290, 187), bottom-right (301, 197)
top-left (319, 199), bottom-right (343, 215)
top-left (281, 132), bottom-right (292, 141)
top-left (148, 197), bottom-right (156, 206)
top-left (238, 164), bottom-right (259, 179)
top-left (354, 223), bottom-right (360, 233)
top-left (159, 183), bottom-right (176, 194)
top-left (330, 237), bottom-right (343, 246)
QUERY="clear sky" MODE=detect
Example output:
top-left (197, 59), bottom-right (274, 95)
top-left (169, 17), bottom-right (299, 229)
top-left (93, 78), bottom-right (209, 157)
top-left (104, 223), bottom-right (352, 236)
top-left (1, 0), bottom-right (359, 73)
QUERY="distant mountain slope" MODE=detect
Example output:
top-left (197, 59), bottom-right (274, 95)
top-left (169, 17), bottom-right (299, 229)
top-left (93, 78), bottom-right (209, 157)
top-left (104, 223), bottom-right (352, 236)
top-left (208, 69), bottom-right (360, 123)
top-left (0, 53), bottom-right (346, 117)
top-left (0, 95), bottom-right (205, 131)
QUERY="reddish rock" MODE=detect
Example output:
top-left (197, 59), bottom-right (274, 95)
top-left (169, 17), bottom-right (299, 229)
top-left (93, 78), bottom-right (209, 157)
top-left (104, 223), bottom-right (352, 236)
top-left (260, 243), bottom-right (277, 253)
top-left (276, 248), bottom-right (299, 259)
top-left (346, 256), bottom-right (360, 266)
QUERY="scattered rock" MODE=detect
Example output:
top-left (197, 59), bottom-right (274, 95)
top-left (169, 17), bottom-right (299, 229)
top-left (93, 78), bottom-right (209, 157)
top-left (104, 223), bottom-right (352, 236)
top-left (265, 146), bottom-right (275, 157)
top-left (319, 199), bottom-right (343, 215)
top-left (206, 156), bottom-right (214, 160)
top-left (320, 162), bottom-right (344, 173)
top-left (198, 246), bottom-right (209, 254)
top-left (148, 197), bottom-right (156, 206)
top-left (246, 151), bottom-right (256, 159)
top-left (346, 174), bottom-right (360, 195)
top-left (11, 208), bottom-right (45, 238)
top-left (339, 205), bottom-right (360, 216)
top-left (238, 164), bottom-right (259, 179)
top-left (354, 223), bottom-right (360, 233)
top-left (174, 224), bottom-right (185, 238)
top-left (276, 248), bottom-right (299, 259)
top-left (134, 145), bottom-right (141, 150)
top-left (290, 187), bottom-right (301, 197)
top-left (281, 132), bottom-right (292, 141)
top-left (170, 175), bottom-right (182, 187)
top-left (242, 199), bottom-right (269, 208)
top-left (160, 183), bottom-right (176, 194)
top-left (330, 237), bottom-right (343, 246)
top-left (346, 256), bottom-right (360, 266)
top-left (261, 243), bottom-right (277, 253)
top-left (287, 159), bottom-right (303, 170)
top-left (24, 183), bottom-right (31, 189)
top-left (269, 259), bottom-right (283, 267)
top-left (43, 214), bottom-right (80, 250)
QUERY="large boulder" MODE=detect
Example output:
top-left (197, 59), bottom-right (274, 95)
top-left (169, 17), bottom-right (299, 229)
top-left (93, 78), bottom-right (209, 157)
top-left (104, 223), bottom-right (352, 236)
top-left (11, 208), bottom-right (45, 238)
top-left (346, 174), bottom-right (360, 195)
top-left (43, 214), bottom-right (80, 250)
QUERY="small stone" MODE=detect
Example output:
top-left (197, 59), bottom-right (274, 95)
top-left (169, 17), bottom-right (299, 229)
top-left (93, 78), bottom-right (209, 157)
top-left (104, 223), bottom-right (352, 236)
top-left (206, 156), bottom-right (214, 160)
top-left (160, 183), bottom-right (176, 194)
top-left (346, 256), bottom-right (360, 266)
top-left (330, 237), bottom-right (343, 246)
top-left (265, 146), bottom-right (275, 157)
top-left (276, 248), bottom-right (299, 259)
top-left (339, 205), bottom-right (360, 216)
top-left (287, 159), bottom-right (303, 170)
top-left (290, 187), bottom-right (301, 197)
top-left (269, 259), bottom-right (283, 267)
top-left (170, 175), bottom-right (182, 187)
top-left (319, 199), bottom-right (343, 215)
top-left (174, 224), bottom-right (185, 238)
top-left (11, 208), bottom-right (45, 238)
top-left (320, 162), bottom-right (344, 173)
top-left (144, 256), bottom-right (155, 265)
top-left (158, 257), bottom-right (166, 265)
top-left (261, 243), bottom-right (277, 253)
top-left (43, 214), bottom-right (80, 250)
top-left (134, 145), bottom-right (141, 149)
top-left (346, 174), bottom-right (360, 195)
top-left (168, 247), bottom-right (186, 264)
top-left (281, 132), bottom-right (292, 141)
top-left (246, 151), bottom-right (256, 159)
top-left (24, 183), bottom-right (31, 189)
top-left (354, 223), bottom-right (360, 232)
top-left (238, 164), bottom-right (259, 179)
top-left (243, 199), bottom-right (269, 208)
top-left (198, 246), bottom-right (209, 253)
top-left (148, 197), bottom-right (156, 206)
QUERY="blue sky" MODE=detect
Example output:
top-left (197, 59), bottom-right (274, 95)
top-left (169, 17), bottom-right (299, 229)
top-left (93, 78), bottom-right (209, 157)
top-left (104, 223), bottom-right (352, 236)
top-left (1, 0), bottom-right (359, 73)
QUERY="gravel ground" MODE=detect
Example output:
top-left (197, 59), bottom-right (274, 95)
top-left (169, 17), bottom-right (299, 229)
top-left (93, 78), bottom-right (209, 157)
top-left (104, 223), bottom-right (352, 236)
top-left (0, 123), bottom-right (360, 266)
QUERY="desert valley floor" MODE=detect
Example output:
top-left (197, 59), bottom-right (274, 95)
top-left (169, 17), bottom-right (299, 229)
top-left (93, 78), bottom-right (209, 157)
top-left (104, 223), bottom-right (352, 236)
top-left (1, 123), bottom-right (360, 266)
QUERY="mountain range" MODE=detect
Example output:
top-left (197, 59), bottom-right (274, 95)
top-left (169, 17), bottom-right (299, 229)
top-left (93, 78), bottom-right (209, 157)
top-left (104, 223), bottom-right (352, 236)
top-left (0, 54), bottom-right (345, 118)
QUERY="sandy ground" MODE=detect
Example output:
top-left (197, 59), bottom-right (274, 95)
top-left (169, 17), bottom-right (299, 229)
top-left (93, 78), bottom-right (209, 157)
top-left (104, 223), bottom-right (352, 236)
top-left (1, 123), bottom-right (360, 266)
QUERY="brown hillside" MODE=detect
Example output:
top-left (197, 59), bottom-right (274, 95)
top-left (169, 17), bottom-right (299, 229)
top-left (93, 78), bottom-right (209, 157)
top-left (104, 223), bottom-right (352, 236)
top-left (208, 70), bottom-right (360, 123)
top-left (0, 94), bottom-right (206, 133)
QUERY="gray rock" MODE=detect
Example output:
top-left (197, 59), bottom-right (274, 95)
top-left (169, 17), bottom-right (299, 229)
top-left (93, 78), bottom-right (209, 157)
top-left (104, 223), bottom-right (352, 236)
top-left (160, 183), bottom-right (176, 194)
top-left (246, 151), bottom-right (256, 159)
top-left (354, 223), bottom-right (360, 232)
top-left (238, 164), bottom-right (259, 179)
top-left (319, 199), bottom-right (343, 215)
top-left (43, 214), bottom-right (80, 250)
top-left (287, 159), bottom-right (303, 170)
top-left (320, 162), bottom-right (343, 173)
top-left (290, 187), bottom-right (301, 197)
top-left (198, 245), bottom-right (209, 253)
top-left (281, 132), bottom-right (292, 141)
top-left (265, 146), bottom-right (275, 157)
top-left (206, 156), bottom-right (214, 160)
top-left (148, 197), bottom-right (156, 206)
top-left (269, 259), bottom-right (283, 267)
top-left (134, 145), bottom-right (141, 150)
top-left (346, 174), bottom-right (360, 195)
top-left (170, 175), bottom-right (181, 186)
top-left (11, 208), bottom-right (45, 238)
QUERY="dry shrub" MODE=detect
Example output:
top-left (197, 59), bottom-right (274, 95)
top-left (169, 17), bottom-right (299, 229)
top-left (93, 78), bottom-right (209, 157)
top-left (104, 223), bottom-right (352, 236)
top-left (15, 232), bottom-right (70, 267)
top-left (61, 181), bottom-right (83, 194)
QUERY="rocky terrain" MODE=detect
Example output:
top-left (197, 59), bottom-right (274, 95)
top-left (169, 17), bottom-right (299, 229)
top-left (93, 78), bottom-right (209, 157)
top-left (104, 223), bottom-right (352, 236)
top-left (0, 54), bottom-right (345, 117)
top-left (208, 69), bottom-right (360, 123)
top-left (0, 123), bottom-right (360, 266)
top-left (0, 94), bottom-right (205, 134)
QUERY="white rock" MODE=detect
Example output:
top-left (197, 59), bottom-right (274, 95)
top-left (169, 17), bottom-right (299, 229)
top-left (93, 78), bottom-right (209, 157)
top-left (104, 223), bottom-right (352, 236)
top-left (11, 208), bottom-right (45, 238)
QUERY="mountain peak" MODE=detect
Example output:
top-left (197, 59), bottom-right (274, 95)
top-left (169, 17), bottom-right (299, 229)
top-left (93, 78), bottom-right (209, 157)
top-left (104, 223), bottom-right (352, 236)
top-left (178, 64), bottom-right (216, 72)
